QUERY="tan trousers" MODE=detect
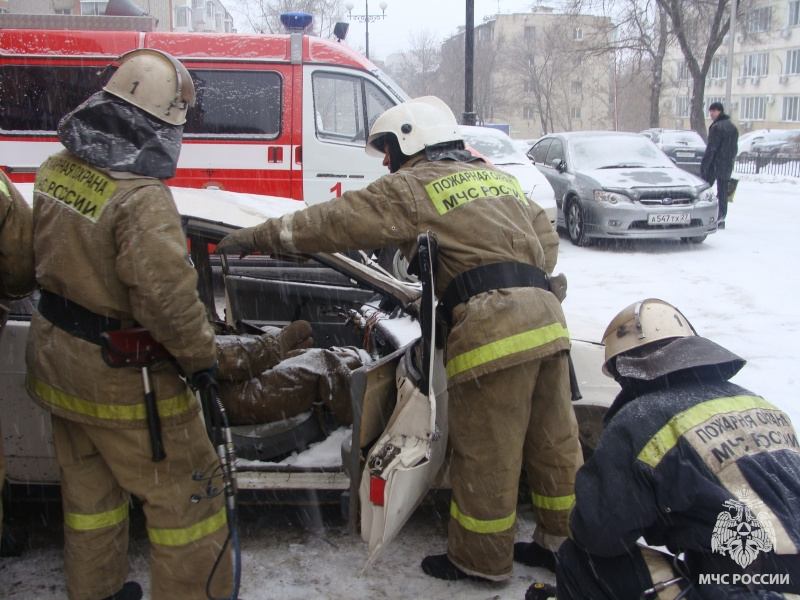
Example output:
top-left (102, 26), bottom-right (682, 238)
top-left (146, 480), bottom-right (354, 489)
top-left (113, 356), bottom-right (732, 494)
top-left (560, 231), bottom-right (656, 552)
top-left (446, 351), bottom-right (583, 580)
top-left (52, 411), bottom-right (233, 600)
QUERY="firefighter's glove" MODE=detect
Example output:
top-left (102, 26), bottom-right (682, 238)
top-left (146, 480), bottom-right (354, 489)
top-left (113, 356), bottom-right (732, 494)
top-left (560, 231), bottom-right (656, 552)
top-left (278, 320), bottom-right (314, 359)
top-left (549, 273), bottom-right (568, 303)
top-left (215, 226), bottom-right (260, 255)
top-left (189, 362), bottom-right (219, 392)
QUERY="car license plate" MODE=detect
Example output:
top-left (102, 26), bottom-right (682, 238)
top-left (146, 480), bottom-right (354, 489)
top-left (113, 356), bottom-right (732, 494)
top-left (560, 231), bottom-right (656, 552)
top-left (676, 152), bottom-right (695, 158)
top-left (648, 213), bottom-right (690, 224)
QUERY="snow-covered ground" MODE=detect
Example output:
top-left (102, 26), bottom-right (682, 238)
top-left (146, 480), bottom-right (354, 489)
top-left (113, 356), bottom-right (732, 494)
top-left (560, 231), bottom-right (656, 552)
top-left (2, 175), bottom-right (799, 599)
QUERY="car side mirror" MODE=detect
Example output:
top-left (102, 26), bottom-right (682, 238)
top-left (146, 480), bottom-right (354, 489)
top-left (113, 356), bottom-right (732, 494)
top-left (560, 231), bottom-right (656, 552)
top-left (551, 158), bottom-right (565, 173)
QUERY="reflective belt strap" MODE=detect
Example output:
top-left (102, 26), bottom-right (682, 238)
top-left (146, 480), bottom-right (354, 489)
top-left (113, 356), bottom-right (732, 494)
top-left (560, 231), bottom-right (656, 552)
top-left (64, 501), bottom-right (129, 531)
top-left (27, 373), bottom-right (196, 421)
top-left (446, 322), bottom-right (570, 378)
top-left (531, 492), bottom-right (576, 512)
top-left (148, 506), bottom-right (227, 547)
top-left (450, 501), bottom-right (515, 535)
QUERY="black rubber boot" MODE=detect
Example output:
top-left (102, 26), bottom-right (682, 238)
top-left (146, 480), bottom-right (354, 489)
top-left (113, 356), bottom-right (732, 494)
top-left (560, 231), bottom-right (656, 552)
top-left (525, 581), bottom-right (557, 600)
top-left (420, 553), bottom-right (491, 582)
top-left (101, 582), bottom-right (143, 600)
top-left (513, 541), bottom-right (556, 571)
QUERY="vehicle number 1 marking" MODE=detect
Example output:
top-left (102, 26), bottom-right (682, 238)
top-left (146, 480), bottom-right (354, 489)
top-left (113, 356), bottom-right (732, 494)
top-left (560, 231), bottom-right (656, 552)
top-left (330, 181), bottom-right (342, 198)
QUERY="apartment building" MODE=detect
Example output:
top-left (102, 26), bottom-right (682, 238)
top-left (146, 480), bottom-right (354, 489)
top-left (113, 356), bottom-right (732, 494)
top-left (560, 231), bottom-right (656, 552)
top-left (7, 0), bottom-right (233, 33)
top-left (440, 7), bottom-right (614, 138)
top-left (664, 0), bottom-right (800, 131)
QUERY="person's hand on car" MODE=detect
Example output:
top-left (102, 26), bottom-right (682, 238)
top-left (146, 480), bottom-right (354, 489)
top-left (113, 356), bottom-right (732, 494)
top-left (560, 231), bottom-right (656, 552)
top-left (215, 226), bottom-right (260, 255)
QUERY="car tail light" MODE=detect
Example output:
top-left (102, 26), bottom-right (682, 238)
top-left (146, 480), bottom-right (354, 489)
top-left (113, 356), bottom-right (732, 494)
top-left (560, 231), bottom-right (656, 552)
top-left (370, 476), bottom-right (386, 505)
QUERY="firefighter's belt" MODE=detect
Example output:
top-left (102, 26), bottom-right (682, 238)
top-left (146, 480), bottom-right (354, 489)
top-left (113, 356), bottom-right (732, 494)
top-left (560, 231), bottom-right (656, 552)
top-left (440, 261), bottom-right (550, 321)
top-left (37, 288), bottom-right (131, 345)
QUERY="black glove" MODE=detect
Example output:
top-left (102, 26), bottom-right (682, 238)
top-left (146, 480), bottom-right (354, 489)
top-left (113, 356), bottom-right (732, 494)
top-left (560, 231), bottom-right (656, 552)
top-left (189, 362), bottom-right (219, 391)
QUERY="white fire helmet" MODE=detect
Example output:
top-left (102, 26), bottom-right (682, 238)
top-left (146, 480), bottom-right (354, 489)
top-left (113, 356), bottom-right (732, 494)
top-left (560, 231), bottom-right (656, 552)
top-left (366, 96), bottom-right (462, 158)
top-left (601, 298), bottom-right (697, 377)
top-left (104, 49), bottom-right (195, 126)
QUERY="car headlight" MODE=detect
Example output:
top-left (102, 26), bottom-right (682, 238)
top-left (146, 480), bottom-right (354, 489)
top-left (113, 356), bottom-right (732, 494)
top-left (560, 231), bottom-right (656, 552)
top-left (594, 190), bottom-right (632, 204)
top-left (698, 187), bottom-right (715, 203)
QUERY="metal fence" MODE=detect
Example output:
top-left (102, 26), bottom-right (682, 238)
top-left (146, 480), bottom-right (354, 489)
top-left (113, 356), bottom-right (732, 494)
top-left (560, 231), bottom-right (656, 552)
top-left (735, 153), bottom-right (800, 177)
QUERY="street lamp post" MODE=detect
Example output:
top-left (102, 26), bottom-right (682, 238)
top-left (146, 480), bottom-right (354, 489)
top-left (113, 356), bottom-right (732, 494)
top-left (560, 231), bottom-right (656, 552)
top-left (345, 1), bottom-right (388, 60)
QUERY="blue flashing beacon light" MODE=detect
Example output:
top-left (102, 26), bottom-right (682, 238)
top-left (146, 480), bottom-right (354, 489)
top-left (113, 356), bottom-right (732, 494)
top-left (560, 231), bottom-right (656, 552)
top-left (280, 12), bottom-right (314, 33)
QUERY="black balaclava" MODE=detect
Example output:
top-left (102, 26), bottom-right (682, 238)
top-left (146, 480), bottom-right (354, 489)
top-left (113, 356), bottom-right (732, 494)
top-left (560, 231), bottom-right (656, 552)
top-left (58, 91), bottom-right (183, 179)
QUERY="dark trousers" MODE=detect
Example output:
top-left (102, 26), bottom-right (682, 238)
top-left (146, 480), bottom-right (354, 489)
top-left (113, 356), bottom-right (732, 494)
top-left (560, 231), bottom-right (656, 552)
top-left (715, 177), bottom-right (729, 222)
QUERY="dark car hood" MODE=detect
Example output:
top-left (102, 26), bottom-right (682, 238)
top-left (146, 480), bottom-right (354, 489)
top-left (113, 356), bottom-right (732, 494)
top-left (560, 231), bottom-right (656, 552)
top-left (579, 166), bottom-right (705, 189)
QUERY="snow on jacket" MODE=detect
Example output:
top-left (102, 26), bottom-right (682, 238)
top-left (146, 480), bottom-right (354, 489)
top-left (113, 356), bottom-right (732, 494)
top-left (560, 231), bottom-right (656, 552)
top-left (26, 150), bottom-right (216, 429)
top-left (700, 113), bottom-right (739, 183)
top-left (570, 374), bottom-right (800, 569)
top-left (0, 170), bottom-right (35, 300)
top-left (248, 153), bottom-right (570, 384)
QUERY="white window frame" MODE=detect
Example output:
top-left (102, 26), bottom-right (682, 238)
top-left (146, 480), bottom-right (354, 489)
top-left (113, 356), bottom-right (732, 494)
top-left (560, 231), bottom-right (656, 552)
top-left (741, 53), bottom-right (770, 77)
top-left (744, 7), bottom-right (772, 34)
top-left (523, 106), bottom-right (535, 119)
top-left (677, 61), bottom-right (690, 81)
top-left (782, 96), bottom-right (800, 121)
top-left (573, 28), bottom-right (583, 41)
top-left (710, 56), bottom-right (727, 79)
top-left (570, 106), bottom-right (582, 119)
top-left (791, 1), bottom-right (800, 27)
top-left (675, 97), bottom-right (690, 118)
top-left (740, 96), bottom-right (768, 121)
top-left (787, 49), bottom-right (800, 75)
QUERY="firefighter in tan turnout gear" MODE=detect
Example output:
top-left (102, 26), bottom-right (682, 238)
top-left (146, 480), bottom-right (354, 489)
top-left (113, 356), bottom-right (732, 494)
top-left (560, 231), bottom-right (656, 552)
top-left (0, 170), bottom-right (36, 558)
top-left (25, 49), bottom-right (232, 600)
top-left (216, 96), bottom-right (584, 582)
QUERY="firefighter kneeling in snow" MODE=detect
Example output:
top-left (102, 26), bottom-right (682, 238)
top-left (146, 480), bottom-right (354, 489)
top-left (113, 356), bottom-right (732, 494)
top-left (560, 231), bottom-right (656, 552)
top-left (216, 96), bottom-right (583, 583)
top-left (25, 49), bottom-right (232, 600)
top-left (530, 299), bottom-right (800, 600)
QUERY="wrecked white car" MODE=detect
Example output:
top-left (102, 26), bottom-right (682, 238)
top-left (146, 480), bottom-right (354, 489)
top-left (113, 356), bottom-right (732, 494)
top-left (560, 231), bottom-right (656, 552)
top-left (0, 185), bottom-right (618, 564)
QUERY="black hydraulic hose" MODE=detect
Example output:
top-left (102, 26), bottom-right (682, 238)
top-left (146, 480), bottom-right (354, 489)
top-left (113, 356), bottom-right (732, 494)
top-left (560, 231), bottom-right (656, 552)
top-left (198, 384), bottom-right (242, 600)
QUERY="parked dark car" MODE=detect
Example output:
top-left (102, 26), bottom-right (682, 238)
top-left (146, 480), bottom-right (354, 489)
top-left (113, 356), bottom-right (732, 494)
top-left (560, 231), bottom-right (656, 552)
top-left (640, 129), bottom-right (706, 175)
top-left (527, 132), bottom-right (719, 246)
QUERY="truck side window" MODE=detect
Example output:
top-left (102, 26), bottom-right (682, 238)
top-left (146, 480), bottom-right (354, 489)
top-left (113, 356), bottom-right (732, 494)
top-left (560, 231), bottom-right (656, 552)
top-left (312, 72), bottom-right (394, 145)
top-left (0, 65), bottom-right (106, 133)
top-left (184, 69), bottom-right (281, 138)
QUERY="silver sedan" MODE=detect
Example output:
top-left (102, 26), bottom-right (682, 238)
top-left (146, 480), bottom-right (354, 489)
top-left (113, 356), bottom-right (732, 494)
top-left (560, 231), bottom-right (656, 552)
top-left (528, 131), bottom-right (719, 246)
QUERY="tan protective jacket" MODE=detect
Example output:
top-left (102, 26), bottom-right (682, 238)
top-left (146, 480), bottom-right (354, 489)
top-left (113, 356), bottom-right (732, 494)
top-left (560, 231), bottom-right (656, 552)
top-left (251, 155), bottom-right (570, 384)
top-left (26, 150), bottom-right (216, 428)
top-left (0, 170), bottom-right (35, 300)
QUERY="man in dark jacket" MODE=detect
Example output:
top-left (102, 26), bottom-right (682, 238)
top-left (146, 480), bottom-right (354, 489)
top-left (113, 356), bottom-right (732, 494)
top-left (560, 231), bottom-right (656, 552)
top-left (700, 102), bottom-right (739, 228)
top-left (538, 298), bottom-right (800, 600)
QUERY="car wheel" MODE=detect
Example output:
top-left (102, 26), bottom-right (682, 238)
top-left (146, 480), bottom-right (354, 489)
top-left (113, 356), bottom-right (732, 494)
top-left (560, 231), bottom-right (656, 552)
top-left (680, 235), bottom-right (707, 244)
top-left (567, 200), bottom-right (588, 246)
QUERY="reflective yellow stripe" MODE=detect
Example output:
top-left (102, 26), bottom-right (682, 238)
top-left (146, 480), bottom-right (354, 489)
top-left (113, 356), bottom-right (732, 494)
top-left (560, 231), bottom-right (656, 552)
top-left (450, 501), bottom-right (515, 534)
top-left (446, 323), bottom-right (570, 378)
top-left (637, 395), bottom-right (778, 468)
top-left (532, 492), bottom-right (575, 511)
top-left (27, 374), bottom-right (196, 421)
top-left (64, 501), bottom-right (129, 531)
top-left (0, 179), bottom-right (9, 195)
top-left (148, 506), bottom-right (227, 547)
